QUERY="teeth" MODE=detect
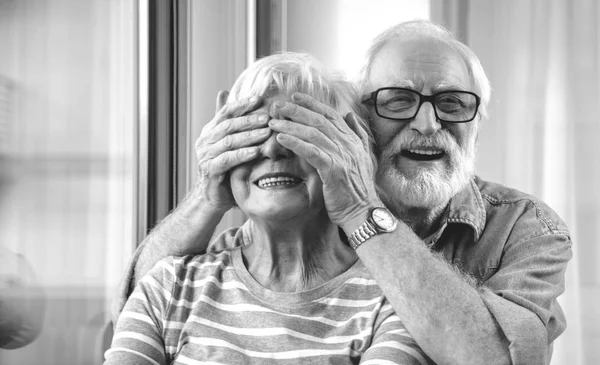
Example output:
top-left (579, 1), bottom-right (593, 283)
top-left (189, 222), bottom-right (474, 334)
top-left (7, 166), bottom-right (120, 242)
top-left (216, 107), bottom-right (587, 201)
top-left (257, 176), bottom-right (300, 188)
top-left (408, 149), bottom-right (443, 155)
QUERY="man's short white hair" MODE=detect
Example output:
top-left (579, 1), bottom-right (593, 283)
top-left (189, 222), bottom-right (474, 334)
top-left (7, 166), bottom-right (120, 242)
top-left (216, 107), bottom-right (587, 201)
top-left (358, 20), bottom-right (491, 119)
top-left (229, 52), bottom-right (377, 168)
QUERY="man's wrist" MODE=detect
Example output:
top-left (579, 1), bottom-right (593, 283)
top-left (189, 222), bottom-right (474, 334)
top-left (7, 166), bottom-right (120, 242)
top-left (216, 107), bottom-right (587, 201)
top-left (345, 205), bottom-right (399, 250)
top-left (338, 199), bottom-right (385, 238)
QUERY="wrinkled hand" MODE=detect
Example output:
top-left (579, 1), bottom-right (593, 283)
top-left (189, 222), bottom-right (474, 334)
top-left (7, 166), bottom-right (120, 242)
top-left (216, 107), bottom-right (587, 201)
top-left (195, 91), bottom-right (271, 212)
top-left (267, 92), bottom-right (381, 228)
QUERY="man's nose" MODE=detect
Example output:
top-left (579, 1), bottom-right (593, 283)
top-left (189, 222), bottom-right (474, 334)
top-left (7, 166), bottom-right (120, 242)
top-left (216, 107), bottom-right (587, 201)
top-left (410, 102), bottom-right (441, 136)
top-left (261, 131), bottom-right (294, 160)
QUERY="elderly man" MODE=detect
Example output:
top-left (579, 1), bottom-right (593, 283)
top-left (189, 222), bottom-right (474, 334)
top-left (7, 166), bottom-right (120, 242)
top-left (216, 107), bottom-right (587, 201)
top-left (113, 21), bottom-right (571, 365)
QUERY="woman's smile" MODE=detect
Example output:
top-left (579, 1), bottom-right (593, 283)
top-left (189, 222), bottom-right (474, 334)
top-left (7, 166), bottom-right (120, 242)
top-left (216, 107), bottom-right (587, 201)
top-left (254, 173), bottom-right (303, 189)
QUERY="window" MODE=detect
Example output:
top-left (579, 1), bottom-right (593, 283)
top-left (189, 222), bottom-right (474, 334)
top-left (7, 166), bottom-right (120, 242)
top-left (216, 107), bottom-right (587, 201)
top-left (181, 0), bottom-right (430, 233)
top-left (0, 0), bottom-right (137, 363)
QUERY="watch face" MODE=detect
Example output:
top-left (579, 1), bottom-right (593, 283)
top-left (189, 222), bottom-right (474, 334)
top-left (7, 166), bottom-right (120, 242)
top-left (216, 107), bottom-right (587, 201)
top-left (371, 208), bottom-right (397, 232)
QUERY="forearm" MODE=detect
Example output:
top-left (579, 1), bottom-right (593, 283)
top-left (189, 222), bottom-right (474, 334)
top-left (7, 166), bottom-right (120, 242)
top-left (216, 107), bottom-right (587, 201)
top-left (134, 186), bottom-right (225, 283)
top-left (354, 222), bottom-right (510, 365)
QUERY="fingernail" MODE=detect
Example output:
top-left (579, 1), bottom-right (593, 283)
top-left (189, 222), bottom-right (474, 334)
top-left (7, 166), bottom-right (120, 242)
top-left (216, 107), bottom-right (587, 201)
top-left (275, 101), bottom-right (286, 108)
top-left (269, 119), bottom-right (281, 126)
top-left (249, 96), bottom-right (258, 103)
top-left (291, 93), bottom-right (302, 101)
top-left (257, 115), bottom-right (268, 122)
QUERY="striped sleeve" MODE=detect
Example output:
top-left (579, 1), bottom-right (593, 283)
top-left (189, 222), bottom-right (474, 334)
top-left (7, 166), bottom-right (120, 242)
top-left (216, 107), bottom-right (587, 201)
top-left (360, 299), bottom-right (435, 365)
top-left (206, 227), bottom-right (244, 253)
top-left (104, 257), bottom-right (176, 365)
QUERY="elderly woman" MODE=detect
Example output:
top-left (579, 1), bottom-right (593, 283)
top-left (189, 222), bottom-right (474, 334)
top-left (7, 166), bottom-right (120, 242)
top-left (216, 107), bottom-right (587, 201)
top-left (105, 53), bottom-right (433, 365)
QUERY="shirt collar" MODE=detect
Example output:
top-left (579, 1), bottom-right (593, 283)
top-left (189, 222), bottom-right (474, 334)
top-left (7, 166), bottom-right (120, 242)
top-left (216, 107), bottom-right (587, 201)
top-left (442, 177), bottom-right (487, 242)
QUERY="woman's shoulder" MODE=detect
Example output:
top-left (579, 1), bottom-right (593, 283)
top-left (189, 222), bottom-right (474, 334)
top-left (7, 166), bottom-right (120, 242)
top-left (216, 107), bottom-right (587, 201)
top-left (142, 250), bottom-right (240, 302)
top-left (143, 249), bottom-right (236, 285)
top-left (207, 222), bottom-right (253, 253)
top-left (174, 249), bottom-right (237, 276)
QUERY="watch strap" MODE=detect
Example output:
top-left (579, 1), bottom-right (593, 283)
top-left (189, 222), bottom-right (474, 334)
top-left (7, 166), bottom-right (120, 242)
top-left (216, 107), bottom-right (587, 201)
top-left (348, 218), bottom-right (377, 250)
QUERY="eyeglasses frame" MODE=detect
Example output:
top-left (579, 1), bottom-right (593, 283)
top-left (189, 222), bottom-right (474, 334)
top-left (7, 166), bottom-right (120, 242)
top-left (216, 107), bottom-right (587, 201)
top-left (364, 87), bottom-right (481, 123)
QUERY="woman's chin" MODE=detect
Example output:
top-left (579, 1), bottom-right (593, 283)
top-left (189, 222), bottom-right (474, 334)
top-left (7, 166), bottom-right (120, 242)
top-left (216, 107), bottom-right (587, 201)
top-left (246, 203), bottom-right (318, 223)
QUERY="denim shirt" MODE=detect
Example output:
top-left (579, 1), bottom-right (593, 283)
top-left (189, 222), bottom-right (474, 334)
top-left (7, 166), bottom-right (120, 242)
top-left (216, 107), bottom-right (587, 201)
top-left (429, 176), bottom-right (572, 365)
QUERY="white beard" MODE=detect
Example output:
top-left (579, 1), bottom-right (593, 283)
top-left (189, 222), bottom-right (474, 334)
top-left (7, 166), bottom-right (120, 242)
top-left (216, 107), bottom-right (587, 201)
top-left (375, 128), bottom-right (477, 212)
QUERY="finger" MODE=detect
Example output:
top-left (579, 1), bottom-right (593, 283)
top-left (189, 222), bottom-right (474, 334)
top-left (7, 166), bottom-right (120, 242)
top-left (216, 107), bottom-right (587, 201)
top-left (218, 96), bottom-right (263, 121)
top-left (206, 95), bottom-right (263, 132)
top-left (269, 101), bottom-right (338, 139)
top-left (275, 133), bottom-right (332, 178)
top-left (208, 147), bottom-right (261, 175)
top-left (268, 118), bottom-right (338, 152)
top-left (207, 113), bottom-right (270, 144)
top-left (345, 112), bottom-right (370, 152)
top-left (204, 127), bottom-right (272, 157)
top-left (215, 90), bottom-right (229, 114)
top-left (291, 92), bottom-right (355, 135)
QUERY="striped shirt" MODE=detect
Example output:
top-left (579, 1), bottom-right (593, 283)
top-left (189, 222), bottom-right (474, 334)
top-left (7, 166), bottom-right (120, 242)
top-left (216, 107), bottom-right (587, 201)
top-left (105, 225), bottom-right (434, 365)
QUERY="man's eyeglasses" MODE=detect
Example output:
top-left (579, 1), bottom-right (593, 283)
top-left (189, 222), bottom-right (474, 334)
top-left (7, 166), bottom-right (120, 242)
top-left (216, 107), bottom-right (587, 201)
top-left (363, 87), bottom-right (481, 123)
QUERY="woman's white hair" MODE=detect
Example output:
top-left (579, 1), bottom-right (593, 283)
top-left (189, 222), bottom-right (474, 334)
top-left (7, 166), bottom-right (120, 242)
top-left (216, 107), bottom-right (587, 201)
top-left (228, 52), bottom-right (377, 169)
top-left (358, 20), bottom-right (491, 120)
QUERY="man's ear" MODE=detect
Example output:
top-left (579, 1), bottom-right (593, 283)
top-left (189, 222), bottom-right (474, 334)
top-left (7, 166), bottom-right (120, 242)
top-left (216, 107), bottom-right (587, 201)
top-left (473, 113), bottom-right (483, 144)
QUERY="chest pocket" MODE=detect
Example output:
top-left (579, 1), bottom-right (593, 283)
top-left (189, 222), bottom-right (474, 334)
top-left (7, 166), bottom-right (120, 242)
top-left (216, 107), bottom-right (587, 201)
top-left (450, 257), bottom-right (499, 283)
top-left (434, 224), bottom-right (502, 284)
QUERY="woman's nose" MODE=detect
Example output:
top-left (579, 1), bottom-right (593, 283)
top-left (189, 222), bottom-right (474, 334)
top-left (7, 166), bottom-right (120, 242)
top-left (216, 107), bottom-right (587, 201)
top-left (260, 131), bottom-right (294, 160)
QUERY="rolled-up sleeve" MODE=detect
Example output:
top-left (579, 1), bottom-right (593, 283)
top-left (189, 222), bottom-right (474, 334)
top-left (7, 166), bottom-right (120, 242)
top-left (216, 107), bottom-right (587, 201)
top-left (480, 233), bottom-right (571, 365)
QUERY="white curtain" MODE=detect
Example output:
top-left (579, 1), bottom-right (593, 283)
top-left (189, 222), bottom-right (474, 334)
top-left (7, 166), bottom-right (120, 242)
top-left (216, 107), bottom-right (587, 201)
top-left (466, 1), bottom-right (599, 364)
top-left (0, 0), bottom-right (136, 364)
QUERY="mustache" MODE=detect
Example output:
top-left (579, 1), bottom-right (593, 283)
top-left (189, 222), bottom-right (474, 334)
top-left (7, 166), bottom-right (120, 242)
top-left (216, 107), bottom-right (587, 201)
top-left (379, 129), bottom-right (460, 158)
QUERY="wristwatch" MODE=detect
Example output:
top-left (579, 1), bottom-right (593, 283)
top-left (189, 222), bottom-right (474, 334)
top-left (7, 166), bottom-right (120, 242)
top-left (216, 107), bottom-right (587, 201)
top-left (348, 207), bottom-right (398, 250)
